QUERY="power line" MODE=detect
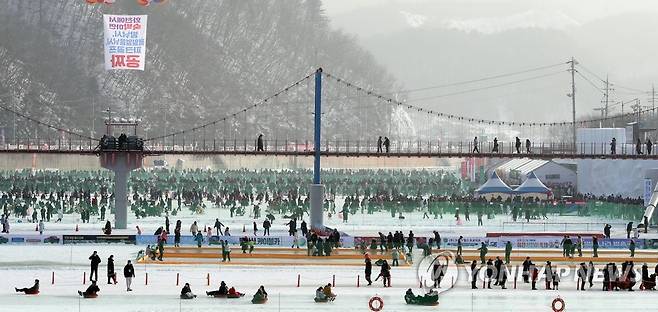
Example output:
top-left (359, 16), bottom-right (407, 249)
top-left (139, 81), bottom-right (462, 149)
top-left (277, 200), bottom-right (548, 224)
top-left (575, 62), bottom-right (605, 82)
top-left (575, 71), bottom-right (605, 95)
top-left (406, 70), bottom-right (566, 103)
top-left (395, 62), bottom-right (567, 94)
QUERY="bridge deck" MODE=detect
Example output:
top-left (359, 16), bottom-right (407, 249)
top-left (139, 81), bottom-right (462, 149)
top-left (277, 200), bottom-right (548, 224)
top-left (2, 148), bottom-right (658, 159)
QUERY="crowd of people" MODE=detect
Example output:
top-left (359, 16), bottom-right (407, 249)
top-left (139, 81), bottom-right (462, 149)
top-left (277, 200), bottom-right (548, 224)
top-left (0, 169), bottom-right (647, 236)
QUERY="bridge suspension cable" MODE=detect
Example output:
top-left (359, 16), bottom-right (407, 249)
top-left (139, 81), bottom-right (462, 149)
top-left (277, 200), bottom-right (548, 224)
top-left (323, 70), bottom-right (658, 128)
top-left (0, 100), bottom-right (97, 141)
top-left (145, 71), bottom-right (316, 142)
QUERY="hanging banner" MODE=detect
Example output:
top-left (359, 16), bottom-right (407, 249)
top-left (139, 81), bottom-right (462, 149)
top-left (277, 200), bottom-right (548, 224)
top-left (103, 14), bottom-right (148, 70)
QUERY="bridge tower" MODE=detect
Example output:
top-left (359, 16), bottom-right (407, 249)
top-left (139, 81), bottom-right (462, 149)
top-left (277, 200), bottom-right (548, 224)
top-left (310, 68), bottom-right (325, 232)
top-left (99, 112), bottom-right (144, 229)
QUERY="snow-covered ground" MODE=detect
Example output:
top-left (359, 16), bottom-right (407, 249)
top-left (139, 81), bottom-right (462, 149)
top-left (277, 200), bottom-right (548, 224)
top-left (2, 198), bottom-right (654, 311)
top-left (1, 244), bottom-right (658, 311)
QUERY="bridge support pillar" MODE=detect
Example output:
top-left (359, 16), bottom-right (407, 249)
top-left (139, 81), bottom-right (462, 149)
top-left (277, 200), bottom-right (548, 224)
top-left (310, 68), bottom-right (324, 232)
top-left (309, 184), bottom-right (325, 231)
top-left (100, 152), bottom-right (143, 229)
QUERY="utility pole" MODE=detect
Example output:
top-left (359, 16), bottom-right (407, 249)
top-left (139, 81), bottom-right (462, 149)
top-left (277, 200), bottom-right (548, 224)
top-left (568, 57), bottom-right (577, 148)
top-left (651, 83), bottom-right (656, 131)
top-left (651, 83), bottom-right (656, 119)
top-left (604, 75), bottom-right (610, 119)
top-left (636, 99), bottom-right (641, 123)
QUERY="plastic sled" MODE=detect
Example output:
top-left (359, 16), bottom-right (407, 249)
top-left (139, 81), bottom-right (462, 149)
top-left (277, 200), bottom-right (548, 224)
top-left (251, 297), bottom-right (268, 304)
top-left (23, 290), bottom-right (39, 295)
top-left (227, 293), bottom-right (244, 298)
top-left (78, 291), bottom-right (98, 299)
top-left (314, 296), bottom-right (336, 303)
top-left (405, 294), bottom-right (439, 306)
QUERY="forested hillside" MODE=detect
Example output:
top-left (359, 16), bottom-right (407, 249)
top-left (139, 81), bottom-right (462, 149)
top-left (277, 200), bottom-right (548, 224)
top-left (0, 0), bottom-right (397, 142)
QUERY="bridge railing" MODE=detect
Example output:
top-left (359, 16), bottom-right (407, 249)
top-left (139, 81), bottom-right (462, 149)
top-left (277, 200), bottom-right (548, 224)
top-left (1, 138), bottom-right (97, 152)
top-left (140, 139), bottom-right (656, 156)
top-left (1, 137), bottom-right (653, 157)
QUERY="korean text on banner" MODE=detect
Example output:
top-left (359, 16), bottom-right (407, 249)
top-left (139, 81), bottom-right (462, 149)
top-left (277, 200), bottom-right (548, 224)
top-left (103, 15), bottom-right (147, 70)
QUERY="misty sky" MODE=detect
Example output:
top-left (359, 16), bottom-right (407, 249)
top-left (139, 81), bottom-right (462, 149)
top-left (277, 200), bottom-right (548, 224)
top-left (324, 0), bottom-right (658, 34)
top-left (322, 0), bottom-right (658, 122)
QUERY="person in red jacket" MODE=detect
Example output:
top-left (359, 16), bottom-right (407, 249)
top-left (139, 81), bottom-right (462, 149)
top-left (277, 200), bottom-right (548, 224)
top-left (228, 286), bottom-right (243, 298)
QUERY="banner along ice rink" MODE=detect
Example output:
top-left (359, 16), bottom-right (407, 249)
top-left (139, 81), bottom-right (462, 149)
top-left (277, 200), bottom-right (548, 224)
top-left (2, 245), bottom-right (658, 311)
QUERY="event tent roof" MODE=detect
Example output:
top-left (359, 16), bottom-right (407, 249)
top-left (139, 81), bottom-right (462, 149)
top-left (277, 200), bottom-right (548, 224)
top-left (476, 171), bottom-right (513, 194)
top-left (496, 158), bottom-right (549, 177)
top-left (514, 172), bottom-right (552, 194)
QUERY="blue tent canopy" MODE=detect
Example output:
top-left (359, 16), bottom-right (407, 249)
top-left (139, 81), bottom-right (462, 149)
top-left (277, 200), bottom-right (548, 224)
top-left (514, 172), bottom-right (551, 194)
top-left (476, 171), bottom-right (513, 194)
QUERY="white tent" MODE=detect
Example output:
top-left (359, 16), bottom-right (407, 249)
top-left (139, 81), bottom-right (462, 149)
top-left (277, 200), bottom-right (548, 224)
top-left (475, 171), bottom-right (513, 200)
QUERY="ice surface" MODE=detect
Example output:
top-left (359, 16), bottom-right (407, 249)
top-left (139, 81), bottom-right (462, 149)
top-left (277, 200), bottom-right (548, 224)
top-left (1, 244), bottom-right (657, 311)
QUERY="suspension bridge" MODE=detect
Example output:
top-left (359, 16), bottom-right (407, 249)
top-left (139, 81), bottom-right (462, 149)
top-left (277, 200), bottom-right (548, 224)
top-left (2, 64), bottom-right (658, 230)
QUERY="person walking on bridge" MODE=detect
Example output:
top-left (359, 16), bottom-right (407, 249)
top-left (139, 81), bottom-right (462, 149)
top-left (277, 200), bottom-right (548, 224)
top-left (515, 137), bottom-right (521, 154)
top-left (472, 137), bottom-right (480, 153)
top-left (647, 139), bottom-right (653, 155)
top-left (257, 134), bottom-right (264, 152)
top-left (377, 136), bottom-right (383, 153)
top-left (525, 139), bottom-right (532, 153)
top-left (383, 137), bottom-right (390, 153)
top-left (492, 137), bottom-right (499, 153)
top-left (611, 137), bottom-right (617, 154)
top-left (636, 138), bottom-right (643, 155)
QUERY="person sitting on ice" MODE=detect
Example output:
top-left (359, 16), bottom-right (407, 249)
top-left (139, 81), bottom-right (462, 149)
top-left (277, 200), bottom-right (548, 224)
top-left (227, 286), bottom-right (244, 298)
top-left (315, 287), bottom-right (326, 301)
top-left (252, 285), bottom-right (268, 303)
top-left (255, 285), bottom-right (267, 299)
top-left (145, 245), bottom-right (157, 260)
top-left (78, 281), bottom-right (100, 298)
top-left (322, 283), bottom-right (336, 299)
top-left (206, 281), bottom-right (229, 297)
top-left (404, 288), bottom-right (416, 302)
top-left (15, 279), bottom-right (39, 295)
top-left (180, 283), bottom-right (196, 299)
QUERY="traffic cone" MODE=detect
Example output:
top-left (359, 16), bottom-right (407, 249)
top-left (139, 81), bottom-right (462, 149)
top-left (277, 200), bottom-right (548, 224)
top-left (75, 224), bottom-right (79, 232)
